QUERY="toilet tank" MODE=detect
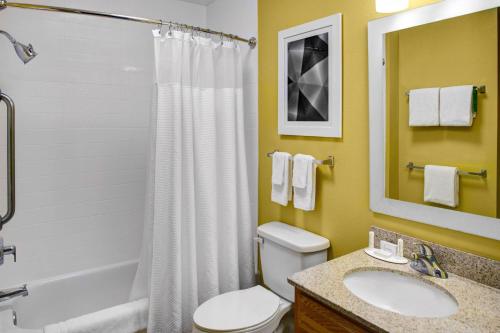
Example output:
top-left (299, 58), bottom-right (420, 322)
top-left (257, 222), bottom-right (330, 302)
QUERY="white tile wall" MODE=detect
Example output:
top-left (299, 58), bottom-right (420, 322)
top-left (0, 0), bottom-right (207, 288)
top-left (207, 0), bottom-right (258, 226)
top-left (0, 0), bottom-right (258, 289)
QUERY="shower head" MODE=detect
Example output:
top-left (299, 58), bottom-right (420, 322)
top-left (13, 40), bottom-right (37, 64)
top-left (0, 30), bottom-right (37, 64)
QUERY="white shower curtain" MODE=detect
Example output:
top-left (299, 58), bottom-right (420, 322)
top-left (130, 30), bottom-right (255, 333)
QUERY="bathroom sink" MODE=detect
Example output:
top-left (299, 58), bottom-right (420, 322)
top-left (343, 270), bottom-right (458, 318)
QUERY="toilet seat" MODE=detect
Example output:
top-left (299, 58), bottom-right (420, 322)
top-left (193, 286), bottom-right (280, 332)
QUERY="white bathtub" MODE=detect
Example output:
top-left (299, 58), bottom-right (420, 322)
top-left (0, 260), bottom-right (148, 333)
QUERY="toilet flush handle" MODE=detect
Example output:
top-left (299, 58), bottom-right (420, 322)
top-left (253, 237), bottom-right (264, 275)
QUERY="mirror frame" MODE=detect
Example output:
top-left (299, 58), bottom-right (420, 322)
top-left (368, 0), bottom-right (500, 240)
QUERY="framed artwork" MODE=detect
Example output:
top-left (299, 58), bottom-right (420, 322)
top-left (278, 14), bottom-right (342, 137)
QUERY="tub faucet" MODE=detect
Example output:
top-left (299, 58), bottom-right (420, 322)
top-left (0, 284), bottom-right (28, 303)
top-left (410, 244), bottom-right (448, 279)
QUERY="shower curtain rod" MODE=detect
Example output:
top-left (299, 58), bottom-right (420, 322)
top-left (0, 0), bottom-right (257, 48)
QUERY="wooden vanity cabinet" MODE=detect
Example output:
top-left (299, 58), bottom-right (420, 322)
top-left (294, 289), bottom-right (375, 333)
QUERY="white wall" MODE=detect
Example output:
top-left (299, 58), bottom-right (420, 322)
top-left (206, 0), bottom-right (258, 226)
top-left (0, 0), bottom-right (258, 289)
top-left (0, 0), bottom-right (207, 288)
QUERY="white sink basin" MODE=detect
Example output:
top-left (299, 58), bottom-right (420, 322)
top-left (343, 269), bottom-right (458, 318)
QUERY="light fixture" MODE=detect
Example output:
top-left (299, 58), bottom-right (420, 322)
top-left (376, 0), bottom-right (409, 13)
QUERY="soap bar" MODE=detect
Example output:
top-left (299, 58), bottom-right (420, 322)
top-left (373, 249), bottom-right (392, 258)
top-left (380, 240), bottom-right (397, 256)
top-left (364, 247), bottom-right (409, 264)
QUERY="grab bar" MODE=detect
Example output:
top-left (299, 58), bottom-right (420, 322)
top-left (0, 91), bottom-right (15, 230)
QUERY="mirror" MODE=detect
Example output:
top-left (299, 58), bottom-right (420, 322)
top-left (385, 8), bottom-right (498, 217)
top-left (368, 0), bottom-right (500, 240)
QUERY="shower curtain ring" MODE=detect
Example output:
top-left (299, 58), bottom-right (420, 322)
top-left (158, 20), bottom-right (164, 35)
top-left (168, 23), bottom-right (173, 37)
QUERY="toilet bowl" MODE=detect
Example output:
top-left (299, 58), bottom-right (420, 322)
top-left (193, 286), bottom-right (291, 333)
top-left (192, 222), bottom-right (330, 333)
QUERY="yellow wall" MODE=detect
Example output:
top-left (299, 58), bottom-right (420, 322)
top-left (258, 0), bottom-right (500, 260)
top-left (386, 32), bottom-right (400, 199)
top-left (386, 10), bottom-right (499, 218)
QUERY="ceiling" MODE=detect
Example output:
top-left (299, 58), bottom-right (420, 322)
top-left (178, 0), bottom-right (216, 5)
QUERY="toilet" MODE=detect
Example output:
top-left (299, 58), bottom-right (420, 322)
top-left (193, 221), bottom-right (330, 333)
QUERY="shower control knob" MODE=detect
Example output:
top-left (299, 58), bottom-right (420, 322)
top-left (3, 245), bottom-right (16, 262)
top-left (0, 237), bottom-right (17, 265)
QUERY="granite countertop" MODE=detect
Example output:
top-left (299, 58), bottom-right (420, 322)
top-left (288, 250), bottom-right (500, 333)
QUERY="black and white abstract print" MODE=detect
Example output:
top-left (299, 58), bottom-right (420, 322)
top-left (287, 32), bottom-right (329, 121)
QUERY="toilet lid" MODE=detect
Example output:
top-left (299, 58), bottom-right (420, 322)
top-left (193, 285), bottom-right (280, 331)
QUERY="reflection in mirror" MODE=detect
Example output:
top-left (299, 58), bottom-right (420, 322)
top-left (384, 8), bottom-right (499, 218)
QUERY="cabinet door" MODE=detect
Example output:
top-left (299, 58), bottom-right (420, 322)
top-left (294, 289), bottom-right (373, 333)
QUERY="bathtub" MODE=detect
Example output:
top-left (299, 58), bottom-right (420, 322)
top-left (0, 260), bottom-right (148, 333)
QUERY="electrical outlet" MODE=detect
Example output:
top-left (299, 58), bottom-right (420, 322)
top-left (380, 240), bottom-right (397, 256)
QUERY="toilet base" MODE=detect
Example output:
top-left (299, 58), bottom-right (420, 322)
top-left (273, 307), bottom-right (294, 333)
top-left (193, 297), bottom-right (292, 333)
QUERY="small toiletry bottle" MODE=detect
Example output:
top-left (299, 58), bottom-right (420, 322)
top-left (368, 231), bottom-right (375, 249)
top-left (397, 238), bottom-right (404, 257)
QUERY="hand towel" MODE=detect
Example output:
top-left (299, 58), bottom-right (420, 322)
top-left (272, 152), bottom-right (288, 185)
top-left (409, 88), bottom-right (440, 126)
top-left (424, 165), bottom-right (459, 207)
top-left (439, 85), bottom-right (474, 126)
top-left (292, 154), bottom-right (312, 189)
top-left (271, 152), bottom-right (292, 206)
top-left (293, 154), bottom-right (316, 211)
top-left (44, 298), bottom-right (148, 333)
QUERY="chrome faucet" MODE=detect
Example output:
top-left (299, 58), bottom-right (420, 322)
top-left (0, 284), bottom-right (28, 303)
top-left (410, 244), bottom-right (448, 279)
top-left (0, 237), bottom-right (26, 304)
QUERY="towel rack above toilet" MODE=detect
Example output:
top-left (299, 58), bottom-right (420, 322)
top-left (267, 150), bottom-right (334, 167)
top-left (406, 162), bottom-right (487, 178)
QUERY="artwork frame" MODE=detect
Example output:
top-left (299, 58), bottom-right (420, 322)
top-left (278, 14), bottom-right (342, 138)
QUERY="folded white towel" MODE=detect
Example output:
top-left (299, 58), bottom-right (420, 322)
top-left (272, 152), bottom-right (288, 185)
top-left (293, 154), bottom-right (316, 211)
top-left (271, 152), bottom-right (292, 206)
top-left (44, 298), bottom-right (148, 333)
top-left (409, 88), bottom-right (440, 126)
top-left (292, 154), bottom-right (312, 189)
top-left (424, 165), bottom-right (459, 207)
top-left (439, 85), bottom-right (474, 126)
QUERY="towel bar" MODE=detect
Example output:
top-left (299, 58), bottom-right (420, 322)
top-left (267, 150), bottom-right (334, 167)
top-left (404, 85), bottom-right (486, 97)
top-left (406, 162), bottom-right (487, 178)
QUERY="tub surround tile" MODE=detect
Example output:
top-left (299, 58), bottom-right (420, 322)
top-left (289, 250), bottom-right (500, 333)
top-left (371, 226), bottom-right (500, 289)
top-left (0, 0), bottom-right (209, 289)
